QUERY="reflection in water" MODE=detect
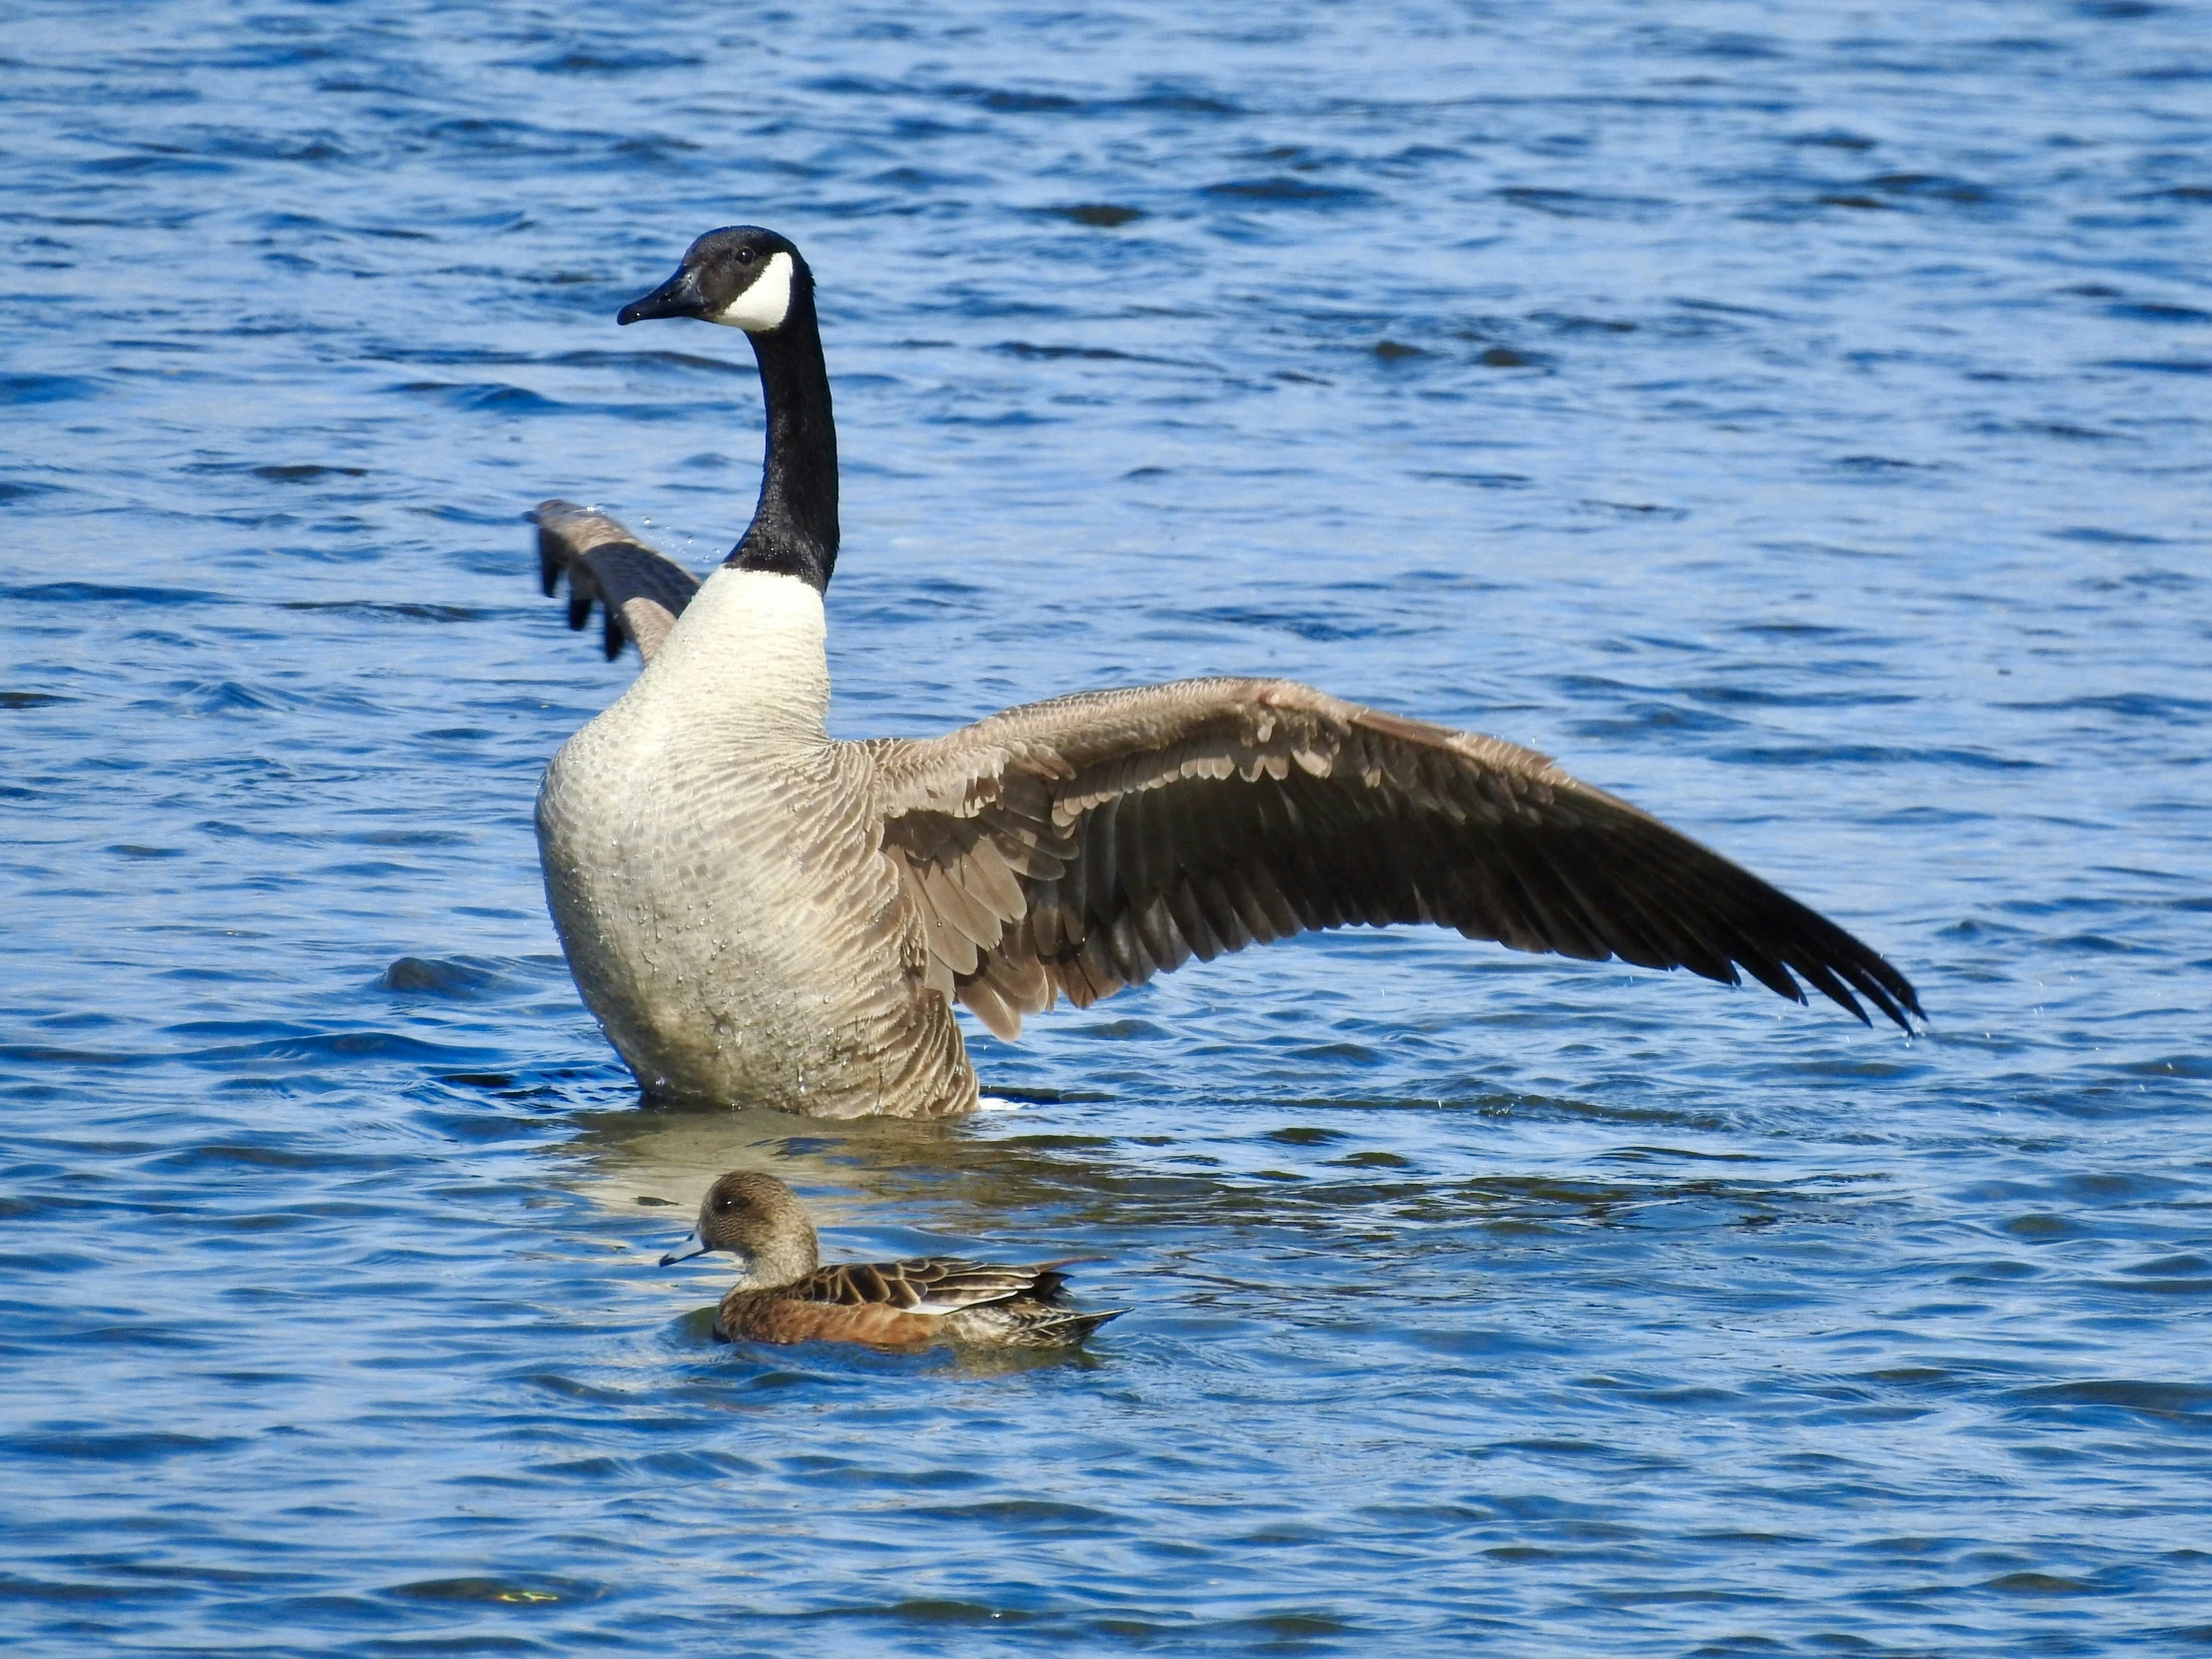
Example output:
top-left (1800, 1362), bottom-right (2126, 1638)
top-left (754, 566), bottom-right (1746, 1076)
top-left (560, 1086), bottom-right (1904, 1268)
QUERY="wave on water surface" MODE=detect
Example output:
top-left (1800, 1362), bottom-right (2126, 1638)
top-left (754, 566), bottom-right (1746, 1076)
top-left (3, 0), bottom-right (2211, 1652)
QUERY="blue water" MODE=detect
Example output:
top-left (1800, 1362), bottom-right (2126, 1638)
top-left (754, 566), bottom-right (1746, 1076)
top-left (5, 0), bottom-right (2211, 1651)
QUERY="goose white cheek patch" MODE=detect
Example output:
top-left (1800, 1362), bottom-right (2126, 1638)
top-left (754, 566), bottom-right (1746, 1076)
top-left (712, 251), bottom-right (795, 331)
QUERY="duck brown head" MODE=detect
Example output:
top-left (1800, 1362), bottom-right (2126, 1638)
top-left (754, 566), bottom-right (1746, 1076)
top-left (659, 1170), bottom-right (821, 1290)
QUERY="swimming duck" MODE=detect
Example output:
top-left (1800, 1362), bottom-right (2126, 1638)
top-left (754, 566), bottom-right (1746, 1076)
top-left (661, 1171), bottom-right (1122, 1350)
top-left (530, 226), bottom-right (1922, 1119)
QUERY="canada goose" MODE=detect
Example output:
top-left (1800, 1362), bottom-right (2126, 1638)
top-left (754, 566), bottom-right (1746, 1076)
top-left (661, 1171), bottom-right (1121, 1349)
top-left (529, 226), bottom-right (1921, 1119)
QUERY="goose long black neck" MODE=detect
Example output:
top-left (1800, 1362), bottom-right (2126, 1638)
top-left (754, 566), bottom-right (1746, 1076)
top-left (731, 291), bottom-right (838, 592)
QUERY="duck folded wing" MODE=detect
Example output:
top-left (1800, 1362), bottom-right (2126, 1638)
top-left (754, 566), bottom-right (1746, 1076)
top-left (868, 678), bottom-right (1923, 1040)
top-left (796, 1258), bottom-right (1072, 1316)
top-left (529, 499), bottom-right (702, 663)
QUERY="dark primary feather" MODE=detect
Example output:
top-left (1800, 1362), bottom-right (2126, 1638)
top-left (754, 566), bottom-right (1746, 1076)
top-left (872, 681), bottom-right (1923, 1038)
top-left (529, 499), bottom-right (701, 661)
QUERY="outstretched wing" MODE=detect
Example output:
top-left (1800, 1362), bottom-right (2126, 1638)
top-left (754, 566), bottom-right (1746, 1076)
top-left (868, 678), bottom-right (1921, 1039)
top-left (797, 1258), bottom-right (1074, 1316)
top-left (528, 499), bottom-right (701, 663)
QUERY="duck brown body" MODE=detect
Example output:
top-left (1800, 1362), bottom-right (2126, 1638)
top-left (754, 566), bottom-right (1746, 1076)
top-left (666, 1172), bottom-right (1120, 1351)
top-left (719, 1295), bottom-right (938, 1348)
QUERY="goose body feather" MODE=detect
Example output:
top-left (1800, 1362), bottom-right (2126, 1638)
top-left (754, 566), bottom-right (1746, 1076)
top-left (532, 502), bottom-right (1918, 1119)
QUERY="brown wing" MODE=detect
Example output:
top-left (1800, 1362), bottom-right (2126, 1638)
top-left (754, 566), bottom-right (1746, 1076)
top-left (869, 678), bottom-right (1922, 1039)
top-left (794, 1258), bottom-right (1071, 1316)
top-left (528, 499), bottom-right (702, 663)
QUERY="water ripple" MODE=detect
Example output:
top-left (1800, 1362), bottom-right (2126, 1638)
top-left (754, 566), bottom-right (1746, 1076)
top-left (4, 0), bottom-right (2210, 1654)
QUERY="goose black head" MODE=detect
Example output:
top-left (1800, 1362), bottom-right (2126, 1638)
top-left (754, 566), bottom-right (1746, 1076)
top-left (614, 225), bottom-right (838, 590)
top-left (617, 226), bottom-right (811, 334)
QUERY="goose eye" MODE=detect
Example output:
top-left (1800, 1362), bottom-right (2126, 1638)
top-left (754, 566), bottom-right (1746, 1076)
top-left (735, 248), bottom-right (756, 266)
